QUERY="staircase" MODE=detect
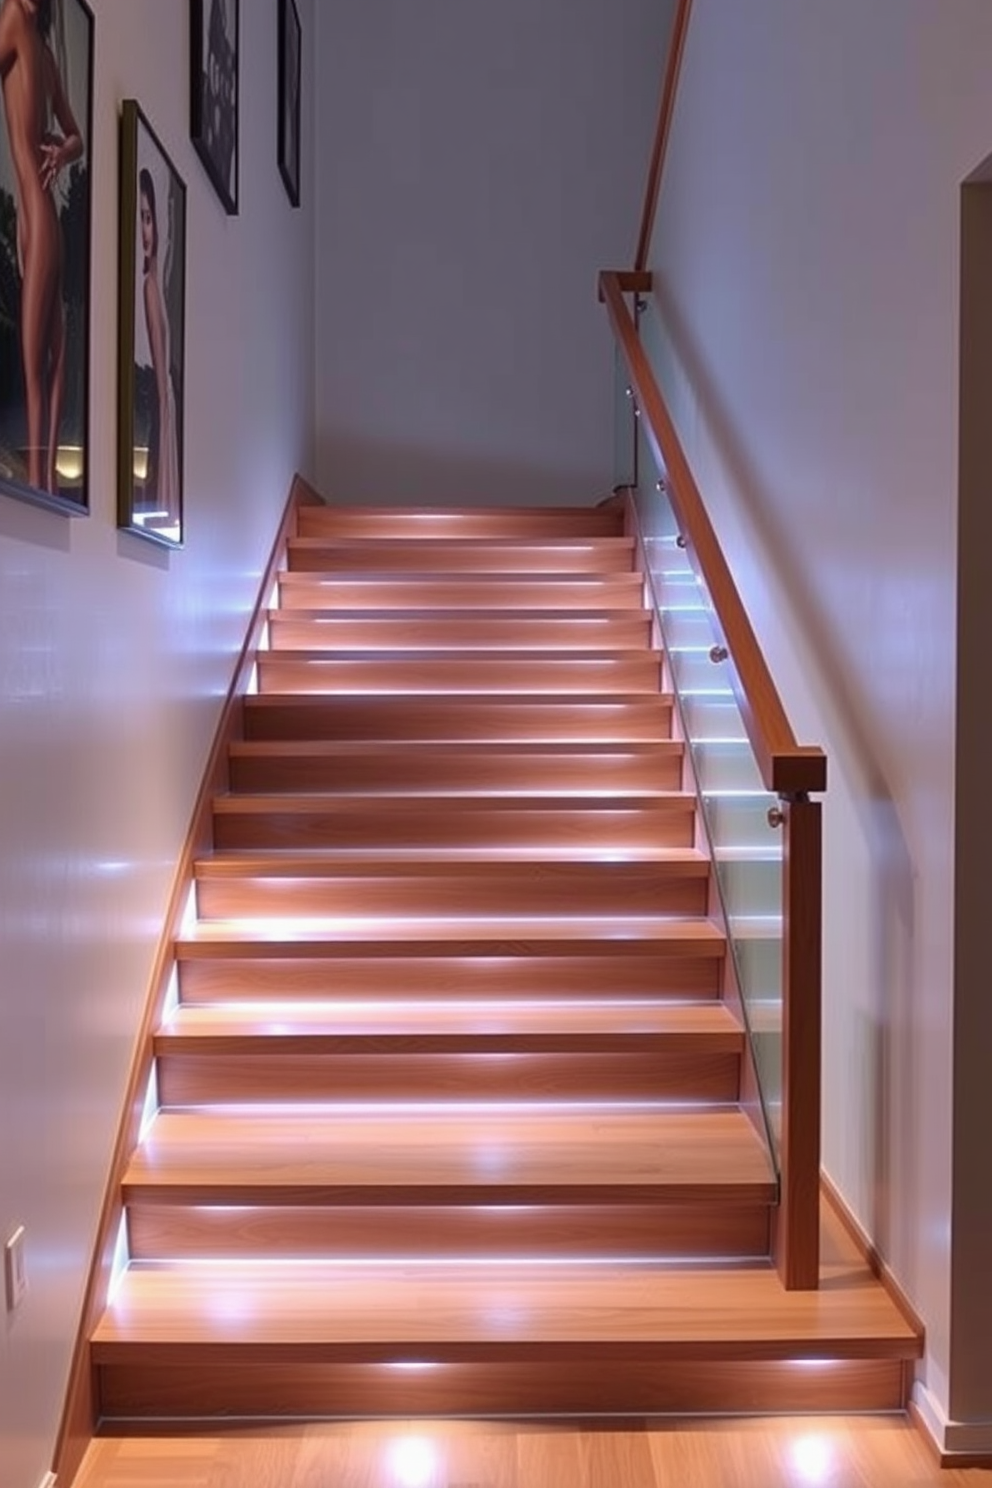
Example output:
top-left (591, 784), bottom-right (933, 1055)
top-left (89, 499), bottom-right (919, 1423)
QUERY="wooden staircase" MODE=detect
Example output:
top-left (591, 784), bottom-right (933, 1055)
top-left (89, 500), bottom-right (919, 1423)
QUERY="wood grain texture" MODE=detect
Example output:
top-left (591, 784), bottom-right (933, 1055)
top-left (634, 0), bottom-right (695, 268)
top-left (121, 1107), bottom-right (774, 1204)
top-left (266, 609), bottom-right (654, 650)
top-left (243, 692), bottom-right (674, 743)
top-left (91, 1357), bottom-right (909, 1422)
top-left (285, 536), bottom-right (636, 573)
top-left (276, 572), bottom-right (646, 610)
top-left (71, 1413), bottom-right (978, 1488)
top-left (775, 799), bottom-right (822, 1290)
top-left (126, 1199), bottom-right (771, 1262)
top-left (297, 503), bottom-right (626, 538)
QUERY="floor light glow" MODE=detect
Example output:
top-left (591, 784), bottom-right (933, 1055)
top-left (388, 1436), bottom-right (438, 1488)
top-left (789, 1432), bottom-right (836, 1484)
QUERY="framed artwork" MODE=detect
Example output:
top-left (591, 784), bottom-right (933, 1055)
top-left (277, 0), bottom-right (301, 207)
top-left (190, 0), bottom-right (239, 215)
top-left (0, 0), bottom-right (94, 518)
top-left (117, 100), bottom-right (187, 548)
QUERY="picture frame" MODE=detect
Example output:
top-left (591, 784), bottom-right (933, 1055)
top-left (117, 100), bottom-right (187, 548)
top-left (0, 0), bottom-right (94, 519)
top-left (277, 0), bottom-right (301, 208)
top-left (190, 0), bottom-right (239, 215)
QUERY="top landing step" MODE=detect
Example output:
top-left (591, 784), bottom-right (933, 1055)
top-left (297, 504), bottom-right (625, 541)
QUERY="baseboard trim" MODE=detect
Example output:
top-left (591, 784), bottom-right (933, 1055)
top-left (819, 1173), bottom-right (925, 1341)
top-left (51, 473), bottom-right (319, 1488)
top-left (911, 1382), bottom-right (992, 1465)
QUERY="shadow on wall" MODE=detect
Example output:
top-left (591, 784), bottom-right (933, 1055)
top-left (649, 271), bottom-right (917, 1272)
top-left (315, 432), bottom-right (614, 510)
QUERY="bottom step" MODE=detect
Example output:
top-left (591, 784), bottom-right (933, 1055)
top-left (96, 1355), bottom-right (909, 1419)
top-left (93, 1206), bottom-right (921, 1421)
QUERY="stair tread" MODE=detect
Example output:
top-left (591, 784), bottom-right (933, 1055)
top-left (123, 1107), bottom-right (773, 1197)
top-left (258, 648), bottom-right (661, 664)
top-left (213, 791), bottom-right (696, 809)
top-left (175, 916), bottom-right (725, 955)
top-left (156, 998), bottom-right (743, 1046)
top-left (194, 846), bottom-right (710, 876)
top-left (93, 1255), bottom-right (919, 1353)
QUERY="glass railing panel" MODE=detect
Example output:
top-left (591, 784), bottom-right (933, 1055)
top-left (633, 427), bottom-right (784, 1158)
top-left (613, 340), bottom-right (636, 492)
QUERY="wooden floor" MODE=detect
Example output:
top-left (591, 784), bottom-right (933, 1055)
top-left (71, 1414), bottom-right (992, 1487)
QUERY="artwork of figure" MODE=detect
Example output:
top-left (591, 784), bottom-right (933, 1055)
top-left (0, 0), bottom-right (83, 496)
top-left (196, 0), bottom-right (236, 209)
top-left (137, 165), bottom-right (179, 526)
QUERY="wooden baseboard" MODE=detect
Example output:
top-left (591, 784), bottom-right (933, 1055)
top-left (820, 1173), bottom-right (925, 1342)
top-left (52, 474), bottom-right (318, 1488)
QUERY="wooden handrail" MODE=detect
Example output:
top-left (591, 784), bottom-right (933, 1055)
top-left (599, 269), bottom-right (826, 796)
top-left (634, 0), bottom-right (695, 270)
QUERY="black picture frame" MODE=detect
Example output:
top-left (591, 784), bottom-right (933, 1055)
top-left (117, 100), bottom-right (187, 549)
top-left (190, 0), bottom-right (239, 215)
top-left (278, 0), bottom-right (301, 208)
top-left (0, 0), bottom-right (94, 519)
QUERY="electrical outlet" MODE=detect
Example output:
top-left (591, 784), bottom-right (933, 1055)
top-left (4, 1225), bottom-right (27, 1311)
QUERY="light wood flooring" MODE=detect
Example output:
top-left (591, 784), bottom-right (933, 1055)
top-left (71, 1415), bottom-right (992, 1487)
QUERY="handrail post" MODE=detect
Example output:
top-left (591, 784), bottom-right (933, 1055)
top-left (775, 795), bottom-right (822, 1288)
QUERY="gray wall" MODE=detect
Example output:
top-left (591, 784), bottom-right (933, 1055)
top-left (0, 4), bottom-right (314, 1485)
top-left (313, 0), bottom-right (674, 507)
top-left (647, 0), bottom-right (992, 1451)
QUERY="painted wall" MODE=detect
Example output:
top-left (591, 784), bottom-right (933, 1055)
top-left (0, 2), bottom-right (314, 1485)
top-left (646, 0), bottom-right (992, 1443)
top-left (313, 0), bottom-right (674, 508)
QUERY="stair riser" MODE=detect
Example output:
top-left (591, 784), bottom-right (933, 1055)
top-left (227, 749), bottom-right (684, 796)
top-left (211, 806), bottom-right (696, 851)
top-left (194, 872), bottom-right (708, 920)
top-left (285, 539), bottom-right (636, 574)
top-left (175, 955), bottom-right (723, 1004)
top-left (266, 615), bottom-right (653, 650)
top-left (153, 1050), bottom-right (741, 1105)
top-left (277, 578), bottom-right (646, 611)
top-left (94, 1356), bottom-right (908, 1420)
top-left (125, 1201), bottom-right (770, 1263)
top-left (255, 657), bottom-right (663, 695)
top-left (243, 698), bottom-right (674, 743)
top-left (296, 508), bottom-right (626, 540)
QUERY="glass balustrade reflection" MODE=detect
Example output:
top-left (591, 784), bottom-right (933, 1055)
top-left (613, 340), bottom-right (637, 492)
top-left (634, 438), bottom-right (784, 1162)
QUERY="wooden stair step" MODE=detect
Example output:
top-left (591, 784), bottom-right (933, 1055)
top-left (296, 504), bottom-right (626, 540)
top-left (285, 536), bottom-right (636, 574)
top-left (254, 651), bottom-right (663, 696)
top-left (155, 997), bottom-right (742, 1047)
top-left (211, 792), bottom-right (697, 850)
top-left (153, 1000), bottom-right (743, 1103)
top-left (125, 1199), bottom-right (771, 1263)
top-left (243, 693), bottom-right (674, 743)
top-left (176, 945), bottom-right (724, 1004)
top-left (226, 738), bottom-right (685, 795)
top-left (91, 1201), bottom-right (921, 1418)
top-left (175, 915), bottom-right (724, 962)
top-left (266, 609), bottom-right (654, 650)
top-left (276, 574), bottom-right (646, 611)
top-left (94, 1255), bottom-right (918, 1354)
top-left (122, 1107), bottom-right (773, 1203)
top-left (194, 849), bottom-right (708, 918)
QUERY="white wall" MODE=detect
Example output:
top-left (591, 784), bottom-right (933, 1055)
top-left (0, 2), bottom-right (314, 1484)
top-left (313, 0), bottom-right (674, 508)
top-left (646, 0), bottom-right (992, 1446)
